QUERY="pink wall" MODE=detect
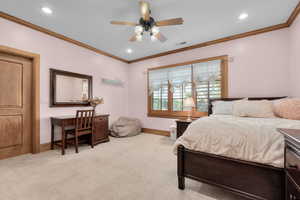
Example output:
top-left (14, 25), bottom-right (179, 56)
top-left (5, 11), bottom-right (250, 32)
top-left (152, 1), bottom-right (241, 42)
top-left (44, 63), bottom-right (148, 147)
top-left (0, 18), bottom-right (129, 144)
top-left (128, 29), bottom-right (291, 131)
top-left (0, 15), bottom-right (297, 137)
top-left (289, 15), bottom-right (300, 97)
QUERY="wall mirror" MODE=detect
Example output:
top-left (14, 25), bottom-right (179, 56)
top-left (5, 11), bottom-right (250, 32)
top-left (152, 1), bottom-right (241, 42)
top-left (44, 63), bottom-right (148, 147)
top-left (50, 69), bottom-right (93, 107)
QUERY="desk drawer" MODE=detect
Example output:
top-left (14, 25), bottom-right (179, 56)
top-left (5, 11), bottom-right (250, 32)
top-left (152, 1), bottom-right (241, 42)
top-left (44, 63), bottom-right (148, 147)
top-left (62, 119), bottom-right (75, 126)
top-left (95, 116), bottom-right (108, 122)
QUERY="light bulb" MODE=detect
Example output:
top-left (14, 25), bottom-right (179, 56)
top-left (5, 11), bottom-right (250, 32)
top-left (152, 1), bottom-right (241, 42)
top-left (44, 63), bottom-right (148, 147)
top-left (136, 34), bottom-right (143, 42)
top-left (151, 26), bottom-right (159, 35)
top-left (135, 26), bottom-right (144, 34)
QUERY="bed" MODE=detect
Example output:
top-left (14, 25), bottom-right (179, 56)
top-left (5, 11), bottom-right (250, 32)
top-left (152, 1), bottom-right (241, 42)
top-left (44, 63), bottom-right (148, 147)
top-left (175, 97), bottom-right (298, 200)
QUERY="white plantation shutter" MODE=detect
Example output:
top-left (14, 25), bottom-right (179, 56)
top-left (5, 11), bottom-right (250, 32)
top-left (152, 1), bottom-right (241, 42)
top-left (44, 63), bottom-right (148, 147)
top-left (172, 82), bottom-right (192, 111)
top-left (168, 65), bottom-right (192, 89)
top-left (193, 60), bottom-right (222, 112)
top-left (148, 69), bottom-right (168, 95)
top-left (148, 58), bottom-right (224, 113)
top-left (152, 84), bottom-right (168, 111)
top-left (168, 66), bottom-right (192, 111)
top-left (148, 69), bottom-right (169, 111)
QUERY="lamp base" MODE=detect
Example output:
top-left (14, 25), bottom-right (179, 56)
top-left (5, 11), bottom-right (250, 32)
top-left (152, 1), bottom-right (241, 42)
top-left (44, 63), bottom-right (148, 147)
top-left (186, 118), bottom-right (192, 122)
top-left (186, 112), bottom-right (193, 122)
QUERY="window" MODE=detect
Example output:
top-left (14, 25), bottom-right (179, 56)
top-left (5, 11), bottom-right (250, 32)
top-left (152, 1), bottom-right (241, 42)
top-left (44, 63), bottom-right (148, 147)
top-left (148, 56), bottom-right (228, 118)
top-left (152, 82), bottom-right (168, 111)
top-left (172, 82), bottom-right (192, 111)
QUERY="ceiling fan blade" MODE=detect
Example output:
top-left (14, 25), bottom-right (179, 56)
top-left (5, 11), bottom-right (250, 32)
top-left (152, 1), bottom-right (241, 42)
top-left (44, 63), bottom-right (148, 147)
top-left (155, 32), bottom-right (167, 42)
top-left (140, 1), bottom-right (150, 21)
top-left (129, 34), bottom-right (137, 42)
top-left (111, 21), bottom-right (138, 26)
top-left (155, 18), bottom-right (184, 26)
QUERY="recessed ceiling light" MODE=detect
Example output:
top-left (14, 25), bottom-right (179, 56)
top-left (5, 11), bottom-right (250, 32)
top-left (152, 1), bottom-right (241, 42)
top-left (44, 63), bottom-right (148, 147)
top-left (42, 7), bottom-right (53, 15)
top-left (239, 13), bottom-right (248, 20)
top-left (126, 48), bottom-right (133, 54)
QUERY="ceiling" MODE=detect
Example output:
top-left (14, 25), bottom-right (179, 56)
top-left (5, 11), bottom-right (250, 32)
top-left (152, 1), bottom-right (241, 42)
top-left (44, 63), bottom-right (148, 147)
top-left (0, 0), bottom-right (299, 61)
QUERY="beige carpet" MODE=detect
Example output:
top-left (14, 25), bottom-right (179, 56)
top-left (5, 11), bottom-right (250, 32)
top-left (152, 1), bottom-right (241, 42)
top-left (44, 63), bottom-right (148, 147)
top-left (0, 134), bottom-right (246, 200)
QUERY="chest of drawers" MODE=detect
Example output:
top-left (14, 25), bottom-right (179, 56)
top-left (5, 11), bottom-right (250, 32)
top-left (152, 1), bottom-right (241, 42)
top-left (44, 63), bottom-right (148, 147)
top-left (278, 129), bottom-right (300, 200)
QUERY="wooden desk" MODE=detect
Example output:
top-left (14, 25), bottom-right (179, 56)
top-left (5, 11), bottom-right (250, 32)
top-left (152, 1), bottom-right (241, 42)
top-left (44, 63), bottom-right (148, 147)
top-left (51, 114), bottom-right (109, 155)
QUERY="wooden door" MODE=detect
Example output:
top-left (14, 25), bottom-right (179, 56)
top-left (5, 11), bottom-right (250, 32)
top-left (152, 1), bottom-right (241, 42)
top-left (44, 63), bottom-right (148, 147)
top-left (0, 52), bottom-right (33, 159)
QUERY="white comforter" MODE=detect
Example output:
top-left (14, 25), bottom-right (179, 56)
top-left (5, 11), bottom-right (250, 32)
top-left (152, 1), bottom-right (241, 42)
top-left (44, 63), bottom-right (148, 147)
top-left (174, 115), bottom-right (300, 168)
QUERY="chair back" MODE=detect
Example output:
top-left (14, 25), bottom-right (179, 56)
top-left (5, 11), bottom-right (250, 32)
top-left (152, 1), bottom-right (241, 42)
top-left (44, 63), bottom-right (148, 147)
top-left (75, 110), bottom-right (95, 131)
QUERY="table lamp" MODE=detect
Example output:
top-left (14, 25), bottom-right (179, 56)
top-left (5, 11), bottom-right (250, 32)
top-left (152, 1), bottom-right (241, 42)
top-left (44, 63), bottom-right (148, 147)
top-left (183, 97), bottom-right (195, 122)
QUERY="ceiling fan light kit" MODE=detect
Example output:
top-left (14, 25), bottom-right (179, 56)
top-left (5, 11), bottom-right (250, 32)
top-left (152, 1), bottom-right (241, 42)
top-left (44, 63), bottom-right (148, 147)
top-left (150, 34), bottom-right (157, 42)
top-left (135, 25), bottom-right (144, 34)
top-left (152, 26), bottom-right (160, 35)
top-left (136, 33), bottom-right (143, 42)
top-left (111, 1), bottom-right (184, 43)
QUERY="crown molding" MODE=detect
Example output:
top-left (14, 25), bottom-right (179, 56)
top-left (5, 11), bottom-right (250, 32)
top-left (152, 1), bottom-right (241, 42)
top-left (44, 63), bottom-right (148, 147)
top-left (1, 1), bottom-right (300, 64)
top-left (287, 1), bottom-right (300, 26)
top-left (0, 11), bottom-right (129, 64)
top-left (128, 23), bottom-right (288, 63)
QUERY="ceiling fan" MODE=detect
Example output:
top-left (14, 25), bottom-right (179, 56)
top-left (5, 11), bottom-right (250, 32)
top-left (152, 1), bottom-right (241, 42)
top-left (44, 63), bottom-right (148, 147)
top-left (110, 1), bottom-right (184, 42)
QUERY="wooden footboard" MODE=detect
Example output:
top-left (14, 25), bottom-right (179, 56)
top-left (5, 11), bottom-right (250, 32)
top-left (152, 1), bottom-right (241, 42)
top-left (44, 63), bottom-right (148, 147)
top-left (177, 145), bottom-right (285, 200)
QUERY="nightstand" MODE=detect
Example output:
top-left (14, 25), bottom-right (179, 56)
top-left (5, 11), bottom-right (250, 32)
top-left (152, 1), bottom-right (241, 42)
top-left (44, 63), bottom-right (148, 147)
top-left (176, 120), bottom-right (193, 138)
top-left (278, 128), bottom-right (300, 200)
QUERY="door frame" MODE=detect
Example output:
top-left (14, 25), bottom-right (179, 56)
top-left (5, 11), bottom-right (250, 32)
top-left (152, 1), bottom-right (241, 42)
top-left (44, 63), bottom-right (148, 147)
top-left (0, 45), bottom-right (40, 154)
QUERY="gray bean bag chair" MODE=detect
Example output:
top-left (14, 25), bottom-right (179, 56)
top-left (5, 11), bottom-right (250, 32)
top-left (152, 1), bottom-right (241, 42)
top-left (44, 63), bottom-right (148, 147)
top-left (110, 117), bottom-right (142, 137)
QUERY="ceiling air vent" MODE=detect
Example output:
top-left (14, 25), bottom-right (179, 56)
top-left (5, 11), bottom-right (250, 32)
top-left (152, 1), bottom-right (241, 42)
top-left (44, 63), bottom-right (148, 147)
top-left (176, 41), bottom-right (187, 46)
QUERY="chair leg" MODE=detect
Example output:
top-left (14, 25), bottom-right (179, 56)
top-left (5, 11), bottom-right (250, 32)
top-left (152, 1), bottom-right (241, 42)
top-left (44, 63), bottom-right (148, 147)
top-left (65, 134), bottom-right (68, 149)
top-left (178, 176), bottom-right (185, 190)
top-left (75, 133), bottom-right (79, 153)
top-left (90, 134), bottom-right (94, 148)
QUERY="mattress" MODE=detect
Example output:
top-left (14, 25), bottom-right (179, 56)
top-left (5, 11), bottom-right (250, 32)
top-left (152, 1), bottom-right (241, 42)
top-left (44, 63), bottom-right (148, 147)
top-left (173, 115), bottom-right (300, 168)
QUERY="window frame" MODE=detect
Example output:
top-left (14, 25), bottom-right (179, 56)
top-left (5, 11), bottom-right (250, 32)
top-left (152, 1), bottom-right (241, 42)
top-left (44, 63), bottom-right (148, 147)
top-left (147, 55), bottom-right (228, 119)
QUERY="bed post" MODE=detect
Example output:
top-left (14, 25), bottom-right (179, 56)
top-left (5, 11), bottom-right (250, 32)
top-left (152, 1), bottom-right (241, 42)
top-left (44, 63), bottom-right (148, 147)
top-left (177, 145), bottom-right (185, 190)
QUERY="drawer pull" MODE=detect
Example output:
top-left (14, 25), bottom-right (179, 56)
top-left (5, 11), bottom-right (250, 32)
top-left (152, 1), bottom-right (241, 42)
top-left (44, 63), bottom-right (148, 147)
top-left (290, 194), bottom-right (299, 200)
top-left (288, 164), bottom-right (298, 169)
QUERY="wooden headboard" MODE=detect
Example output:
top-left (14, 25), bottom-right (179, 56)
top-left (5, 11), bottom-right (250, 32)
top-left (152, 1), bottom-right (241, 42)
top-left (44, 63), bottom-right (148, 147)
top-left (208, 97), bottom-right (286, 115)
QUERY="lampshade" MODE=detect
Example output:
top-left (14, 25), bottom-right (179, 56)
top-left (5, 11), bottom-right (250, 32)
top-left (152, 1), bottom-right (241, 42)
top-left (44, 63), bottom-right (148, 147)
top-left (183, 97), bottom-right (195, 108)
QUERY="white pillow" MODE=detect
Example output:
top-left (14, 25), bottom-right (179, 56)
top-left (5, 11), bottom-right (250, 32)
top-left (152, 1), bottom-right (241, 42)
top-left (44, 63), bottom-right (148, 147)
top-left (212, 101), bottom-right (234, 115)
top-left (233, 100), bottom-right (276, 118)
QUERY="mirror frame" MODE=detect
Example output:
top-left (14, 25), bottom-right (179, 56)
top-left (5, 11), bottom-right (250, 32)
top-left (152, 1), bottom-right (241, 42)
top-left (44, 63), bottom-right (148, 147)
top-left (50, 68), bottom-right (93, 107)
